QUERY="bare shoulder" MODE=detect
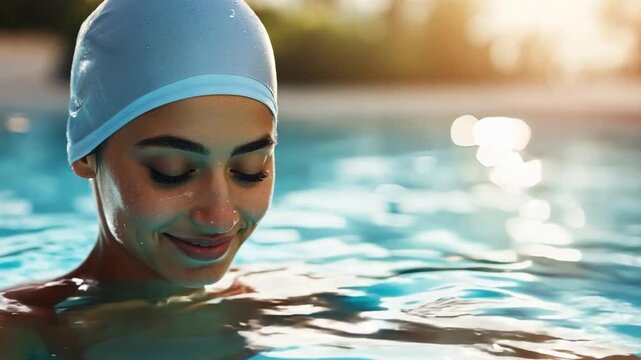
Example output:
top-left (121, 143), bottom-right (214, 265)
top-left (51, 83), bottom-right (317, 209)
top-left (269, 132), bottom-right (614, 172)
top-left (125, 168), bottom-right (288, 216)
top-left (0, 300), bottom-right (48, 359)
top-left (0, 279), bottom-right (80, 358)
top-left (2, 278), bottom-right (80, 309)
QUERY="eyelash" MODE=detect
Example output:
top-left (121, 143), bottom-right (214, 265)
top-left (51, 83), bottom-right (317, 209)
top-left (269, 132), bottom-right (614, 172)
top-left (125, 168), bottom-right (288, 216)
top-left (230, 169), bottom-right (268, 183)
top-left (148, 168), bottom-right (268, 185)
top-left (148, 168), bottom-right (194, 185)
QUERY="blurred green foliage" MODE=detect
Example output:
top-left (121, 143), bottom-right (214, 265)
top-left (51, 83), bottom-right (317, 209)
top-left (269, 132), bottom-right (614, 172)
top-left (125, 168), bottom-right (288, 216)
top-left (253, 0), bottom-right (500, 83)
top-left (2, 0), bottom-right (617, 83)
top-left (0, 0), bottom-right (65, 30)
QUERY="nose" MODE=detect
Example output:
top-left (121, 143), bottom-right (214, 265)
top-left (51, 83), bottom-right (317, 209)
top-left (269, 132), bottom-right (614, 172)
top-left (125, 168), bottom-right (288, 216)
top-left (190, 172), bottom-right (240, 233)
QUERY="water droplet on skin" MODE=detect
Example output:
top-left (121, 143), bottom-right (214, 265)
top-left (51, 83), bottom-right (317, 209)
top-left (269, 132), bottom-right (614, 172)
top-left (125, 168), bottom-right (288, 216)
top-left (228, 9), bottom-right (235, 18)
top-left (182, 191), bottom-right (194, 198)
top-left (72, 320), bottom-right (85, 327)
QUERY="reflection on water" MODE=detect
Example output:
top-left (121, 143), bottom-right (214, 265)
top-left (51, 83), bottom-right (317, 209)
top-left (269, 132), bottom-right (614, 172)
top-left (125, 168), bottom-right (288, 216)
top-left (452, 115), bottom-right (586, 263)
top-left (452, 115), bottom-right (540, 189)
top-left (1, 114), bottom-right (641, 358)
top-left (28, 262), bottom-right (639, 358)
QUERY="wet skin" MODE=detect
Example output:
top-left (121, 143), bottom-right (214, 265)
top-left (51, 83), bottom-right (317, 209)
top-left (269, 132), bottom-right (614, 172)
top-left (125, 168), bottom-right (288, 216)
top-left (0, 95), bottom-right (276, 357)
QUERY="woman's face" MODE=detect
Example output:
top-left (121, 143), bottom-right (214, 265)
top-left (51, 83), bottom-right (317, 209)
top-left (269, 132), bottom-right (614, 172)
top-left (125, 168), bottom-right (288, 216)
top-left (87, 95), bottom-right (275, 287)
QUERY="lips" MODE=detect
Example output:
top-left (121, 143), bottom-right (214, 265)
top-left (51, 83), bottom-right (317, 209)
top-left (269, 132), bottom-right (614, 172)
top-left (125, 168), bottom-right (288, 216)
top-left (164, 233), bottom-right (234, 261)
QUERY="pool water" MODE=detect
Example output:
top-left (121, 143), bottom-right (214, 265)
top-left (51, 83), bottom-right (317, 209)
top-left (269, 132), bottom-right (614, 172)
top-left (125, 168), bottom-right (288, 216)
top-left (1, 110), bottom-right (640, 359)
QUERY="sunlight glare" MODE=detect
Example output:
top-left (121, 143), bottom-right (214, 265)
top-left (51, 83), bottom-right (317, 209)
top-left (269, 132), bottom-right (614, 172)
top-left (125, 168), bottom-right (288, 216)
top-left (489, 155), bottom-right (542, 190)
top-left (519, 198), bottom-right (551, 221)
top-left (475, 0), bottom-right (630, 74)
top-left (506, 218), bottom-right (573, 246)
top-left (520, 244), bottom-right (583, 262)
top-left (475, 147), bottom-right (512, 167)
top-left (451, 114), bottom-right (478, 146)
top-left (473, 117), bottom-right (531, 151)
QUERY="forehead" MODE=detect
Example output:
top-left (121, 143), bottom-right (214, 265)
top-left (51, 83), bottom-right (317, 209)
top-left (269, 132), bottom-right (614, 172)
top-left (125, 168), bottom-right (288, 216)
top-left (115, 95), bottom-right (275, 146)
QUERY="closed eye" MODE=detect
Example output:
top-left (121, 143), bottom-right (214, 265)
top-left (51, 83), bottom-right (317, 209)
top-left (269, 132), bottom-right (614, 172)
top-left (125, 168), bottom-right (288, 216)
top-left (148, 168), bottom-right (196, 185)
top-left (231, 169), bottom-right (268, 183)
top-left (147, 167), bottom-right (268, 185)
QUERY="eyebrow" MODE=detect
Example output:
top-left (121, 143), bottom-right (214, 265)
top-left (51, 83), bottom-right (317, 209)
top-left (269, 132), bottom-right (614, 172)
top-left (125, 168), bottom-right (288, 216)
top-left (231, 135), bottom-right (276, 156)
top-left (135, 134), bottom-right (276, 156)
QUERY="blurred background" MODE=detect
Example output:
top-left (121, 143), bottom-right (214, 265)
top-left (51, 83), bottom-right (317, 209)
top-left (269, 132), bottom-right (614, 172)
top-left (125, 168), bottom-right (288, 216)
top-left (1, 3), bottom-right (641, 356)
top-left (2, 0), bottom-right (641, 117)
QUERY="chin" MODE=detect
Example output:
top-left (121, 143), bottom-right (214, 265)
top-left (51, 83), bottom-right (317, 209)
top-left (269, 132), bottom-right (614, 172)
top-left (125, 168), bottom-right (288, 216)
top-left (157, 229), bottom-right (250, 288)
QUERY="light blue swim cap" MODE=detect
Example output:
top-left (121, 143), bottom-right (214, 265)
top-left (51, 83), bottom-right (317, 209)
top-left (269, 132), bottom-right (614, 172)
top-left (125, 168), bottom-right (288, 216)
top-left (66, 0), bottom-right (277, 164)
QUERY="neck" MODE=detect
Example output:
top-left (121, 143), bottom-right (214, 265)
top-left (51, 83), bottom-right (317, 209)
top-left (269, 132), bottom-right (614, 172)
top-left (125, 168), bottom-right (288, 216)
top-left (64, 233), bottom-right (204, 298)
top-left (62, 183), bottom-right (203, 297)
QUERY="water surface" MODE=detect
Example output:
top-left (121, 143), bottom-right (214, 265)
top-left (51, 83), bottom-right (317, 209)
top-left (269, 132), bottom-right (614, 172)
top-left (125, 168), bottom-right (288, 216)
top-left (1, 111), bottom-right (640, 359)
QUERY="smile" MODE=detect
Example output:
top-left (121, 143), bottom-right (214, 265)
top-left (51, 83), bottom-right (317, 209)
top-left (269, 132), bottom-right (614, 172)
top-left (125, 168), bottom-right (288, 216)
top-left (164, 233), bottom-right (234, 262)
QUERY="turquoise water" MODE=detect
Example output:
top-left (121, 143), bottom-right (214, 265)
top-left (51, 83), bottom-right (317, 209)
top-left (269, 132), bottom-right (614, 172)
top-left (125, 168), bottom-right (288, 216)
top-left (1, 110), bottom-right (641, 359)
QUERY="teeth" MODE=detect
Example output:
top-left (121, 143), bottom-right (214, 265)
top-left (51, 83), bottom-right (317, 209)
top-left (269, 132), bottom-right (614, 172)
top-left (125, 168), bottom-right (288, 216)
top-left (184, 239), bottom-right (213, 247)
top-left (167, 234), bottom-right (214, 247)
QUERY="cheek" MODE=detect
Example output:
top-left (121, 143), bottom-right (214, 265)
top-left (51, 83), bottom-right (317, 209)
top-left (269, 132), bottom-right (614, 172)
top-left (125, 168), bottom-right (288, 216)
top-left (99, 169), bottom-right (187, 236)
top-left (232, 157), bottom-right (275, 222)
top-left (237, 178), bottom-right (274, 222)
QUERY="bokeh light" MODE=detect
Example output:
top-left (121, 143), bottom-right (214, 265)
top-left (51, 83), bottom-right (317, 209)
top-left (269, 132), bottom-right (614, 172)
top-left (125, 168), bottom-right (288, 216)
top-left (4, 114), bottom-right (30, 133)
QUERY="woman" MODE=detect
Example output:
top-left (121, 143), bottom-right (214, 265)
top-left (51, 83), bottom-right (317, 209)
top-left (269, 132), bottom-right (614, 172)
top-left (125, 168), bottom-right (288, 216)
top-left (0, 0), bottom-right (277, 357)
